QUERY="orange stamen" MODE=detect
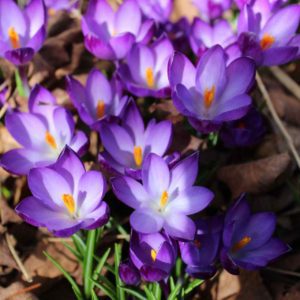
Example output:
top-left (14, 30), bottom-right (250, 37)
top-left (96, 100), bottom-right (105, 119)
top-left (159, 190), bottom-right (169, 208)
top-left (62, 194), bottom-right (75, 214)
top-left (204, 85), bottom-right (216, 109)
top-left (145, 67), bottom-right (155, 88)
top-left (133, 146), bottom-right (143, 167)
top-left (232, 236), bottom-right (251, 253)
top-left (8, 27), bottom-right (20, 49)
top-left (45, 131), bottom-right (57, 150)
top-left (260, 34), bottom-right (275, 51)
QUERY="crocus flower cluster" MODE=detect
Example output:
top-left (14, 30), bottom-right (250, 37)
top-left (0, 0), bottom-right (295, 292)
top-left (0, 85), bottom-right (87, 175)
top-left (0, 0), bottom-right (46, 65)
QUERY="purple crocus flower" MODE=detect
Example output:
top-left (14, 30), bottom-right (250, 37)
top-left (179, 216), bottom-right (223, 279)
top-left (0, 0), bottom-right (46, 65)
top-left (168, 45), bottom-right (255, 133)
top-left (129, 230), bottom-right (177, 282)
top-left (220, 107), bottom-right (266, 148)
top-left (111, 153), bottom-right (214, 240)
top-left (138, 0), bottom-right (172, 23)
top-left (66, 69), bottom-right (128, 127)
top-left (237, 3), bottom-right (300, 66)
top-left (220, 194), bottom-right (290, 275)
top-left (16, 147), bottom-right (109, 237)
top-left (189, 18), bottom-right (235, 57)
top-left (193, 0), bottom-right (232, 20)
top-left (119, 259), bottom-right (141, 286)
top-left (0, 85), bottom-right (88, 175)
top-left (82, 0), bottom-right (154, 60)
top-left (97, 99), bottom-right (173, 179)
top-left (118, 35), bottom-right (173, 98)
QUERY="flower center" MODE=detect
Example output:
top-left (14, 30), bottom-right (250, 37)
top-left (45, 131), bottom-right (58, 150)
top-left (61, 194), bottom-right (75, 214)
top-left (145, 67), bottom-right (155, 88)
top-left (204, 85), bottom-right (216, 109)
top-left (260, 34), bottom-right (275, 51)
top-left (8, 27), bottom-right (20, 49)
top-left (133, 146), bottom-right (143, 167)
top-left (151, 249), bottom-right (157, 262)
top-left (96, 100), bottom-right (105, 119)
top-left (232, 236), bottom-right (252, 253)
top-left (159, 190), bottom-right (169, 208)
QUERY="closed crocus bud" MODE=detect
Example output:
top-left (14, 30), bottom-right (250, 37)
top-left (130, 230), bottom-right (177, 282)
top-left (119, 260), bottom-right (141, 286)
top-left (179, 216), bottom-right (223, 279)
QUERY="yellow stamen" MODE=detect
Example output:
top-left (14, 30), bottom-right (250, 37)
top-left (8, 27), bottom-right (20, 49)
top-left (133, 146), bottom-right (143, 167)
top-left (232, 236), bottom-right (252, 253)
top-left (45, 131), bottom-right (57, 150)
top-left (62, 194), bottom-right (75, 214)
top-left (145, 67), bottom-right (155, 88)
top-left (96, 100), bottom-right (105, 119)
top-left (260, 34), bottom-right (275, 51)
top-left (159, 190), bottom-right (169, 208)
top-left (204, 85), bottom-right (216, 109)
top-left (151, 249), bottom-right (157, 262)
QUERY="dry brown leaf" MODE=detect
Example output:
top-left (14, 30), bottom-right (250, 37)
top-left (0, 198), bottom-right (22, 225)
top-left (0, 282), bottom-right (38, 300)
top-left (217, 153), bottom-right (292, 197)
top-left (0, 236), bottom-right (17, 269)
top-left (0, 125), bottom-right (20, 155)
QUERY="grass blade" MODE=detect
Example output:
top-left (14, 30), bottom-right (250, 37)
top-left (91, 279), bottom-right (117, 300)
top-left (122, 287), bottom-right (147, 300)
top-left (114, 243), bottom-right (125, 300)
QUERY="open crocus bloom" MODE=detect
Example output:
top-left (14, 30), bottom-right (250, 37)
top-left (0, 0), bottom-right (46, 65)
top-left (82, 0), bottom-right (154, 60)
top-left (220, 194), bottom-right (290, 274)
top-left (111, 153), bottom-right (214, 240)
top-left (118, 35), bottom-right (173, 98)
top-left (168, 45), bottom-right (255, 133)
top-left (16, 147), bottom-right (109, 237)
top-left (129, 230), bottom-right (177, 282)
top-left (0, 85), bottom-right (88, 175)
top-left (190, 18), bottom-right (235, 57)
top-left (193, 0), bottom-right (232, 21)
top-left (98, 100), bottom-right (173, 179)
top-left (237, 3), bottom-right (300, 66)
top-left (138, 0), bottom-right (172, 24)
top-left (66, 69), bottom-right (129, 127)
top-left (179, 216), bottom-right (223, 279)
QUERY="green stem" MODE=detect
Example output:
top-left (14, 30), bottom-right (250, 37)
top-left (83, 230), bottom-right (97, 299)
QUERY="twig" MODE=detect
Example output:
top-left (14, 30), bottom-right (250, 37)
top-left (265, 267), bottom-right (300, 279)
top-left (5, 233), bottom-right (33, 283)
top-left (7, 283), bottom-right (41, 299)
top-left (256, 72), bottom-right (300, 169)
top-left (0, 102), bottom-right (9, 120)
top-left (270, 66), bottom-right (300, 100)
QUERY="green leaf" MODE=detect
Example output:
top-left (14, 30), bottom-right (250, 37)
top-left (167, 281), bottom-right (182, 300)
top-left (144, 285), bottom-right (156, 300)
top-left (175, 258), bottom-right (182, 278)
top-left (91, 279), bottom-right (117, 300)
top-left (91, 289), bottom-right (98, 300)
top-left (15, 69), bottom-right (26, 97)
top-left (114, 243), bottom-right (125, 300)
top-left (43, 251), bottom-right (83, 300)
top-left (122, 287), bottom-right (147, 300)
top-left (152, 282), bottom-right (161, 300)
top-left (72, 233), bottom-right (86, 257)
top-left (184, 279), bottom-right (204, 295)
top-left (62, 241), bottom-right (82, 262)
top-left (170, 276), bottom-right (175, 290)
top-left (83, 229), bottom-right (97, 299)
top-left (92, 247), bottom-right (111, 280)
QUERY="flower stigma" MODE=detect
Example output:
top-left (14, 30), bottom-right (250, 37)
top-left (145, 67), bottom-right (155, 88)
top-left (151, 249), bottom-right (157, 262)
top-left (260, 34), bottom-right (275, 50)
top-left (159, 190), bottom-right (169, 209)
top-left (232, 236), bottom-right (252, 253)
top-left (45, 131), bottom-right (58, 150)
top-left (133, 146), bottom-right (143, 167)
top-left (62, 194), bottom-right (75, 214)
top-left (96, 100), bottom-right (105, 119)
top-left (204, 85), bottom-right (216, 109)
top-left (8, 27), bottom-right (20, 49)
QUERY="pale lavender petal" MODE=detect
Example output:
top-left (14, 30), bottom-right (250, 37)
top-left (24, 0), bottom-right (46, 37)
top-left (111, 176), bottom-right (149, 209)
top-left (130, 208), bottom-right (164, 233)
top-left (167, 186), bottom-right (213, 215)
top-left (29, 85), bottom-right (56, 113)
top-left (82, 201), bottom-right (110, 230)
top-left (69, 131), bottom-right (88, 156)
top-left (262, 46), bottom-right (298, 66)
top-left (109, 33), bottom-right (136, 60)
top-left (164, 213), bottom-right (196, 240)
top-left (142, 154), bottom-right (170, 196)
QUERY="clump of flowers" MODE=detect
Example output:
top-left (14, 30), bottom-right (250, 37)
top-left (0, 0), bottom-right (297, 298)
